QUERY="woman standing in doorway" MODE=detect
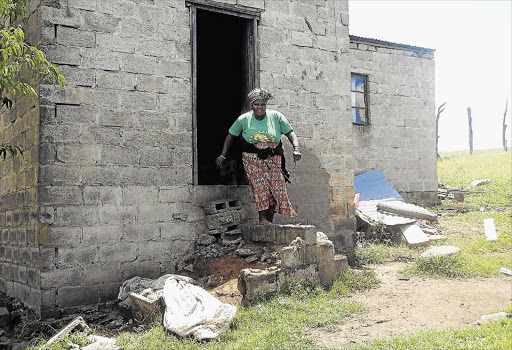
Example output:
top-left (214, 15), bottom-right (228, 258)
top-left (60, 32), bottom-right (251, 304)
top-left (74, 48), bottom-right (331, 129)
top-left (216, 88), bottom-right (301, 224)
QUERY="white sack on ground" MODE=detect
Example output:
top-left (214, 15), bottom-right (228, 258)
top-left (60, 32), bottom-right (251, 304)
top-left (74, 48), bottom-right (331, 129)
top-left (162, 276), bottom-right (237, 341)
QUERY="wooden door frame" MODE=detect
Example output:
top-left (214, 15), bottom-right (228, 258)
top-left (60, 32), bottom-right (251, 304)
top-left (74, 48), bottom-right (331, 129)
top-left (187, 0), bottom-right (261, 185)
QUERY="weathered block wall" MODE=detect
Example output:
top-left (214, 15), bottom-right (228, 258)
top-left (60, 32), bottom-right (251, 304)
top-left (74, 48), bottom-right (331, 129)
top-left (260, 0), bottom-right (355, 250)
top-left (349, 40), bottom-right (437, 204)
top-left (0, 0), bottom-right (43, 312)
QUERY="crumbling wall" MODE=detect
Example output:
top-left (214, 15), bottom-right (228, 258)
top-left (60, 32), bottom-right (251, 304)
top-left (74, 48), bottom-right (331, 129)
top-left (349, 38), bottom-right (437, 205)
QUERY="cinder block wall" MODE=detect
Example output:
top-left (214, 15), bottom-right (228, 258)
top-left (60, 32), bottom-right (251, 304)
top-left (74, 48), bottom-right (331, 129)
top-left (0, 0), bottom-right (355, 316)
top-left (0, 0), bottom-right (43, 312)
top-left (349, 40), bottom-right (437, 204)
top-left (261, 0), bottom-right (355, 250)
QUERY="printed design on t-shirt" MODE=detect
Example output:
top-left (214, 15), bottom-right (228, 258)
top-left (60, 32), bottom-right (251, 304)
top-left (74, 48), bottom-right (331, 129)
top-left (249, 130), bottom-right (275, 143)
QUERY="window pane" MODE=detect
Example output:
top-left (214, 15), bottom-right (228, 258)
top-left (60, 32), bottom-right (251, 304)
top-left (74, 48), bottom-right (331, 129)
top-left (351, 76), bottom-right (365, 92)
top-left (352, 108), bottom-right (366, 124)
top-left (354, 92), bottom-right (365, 108)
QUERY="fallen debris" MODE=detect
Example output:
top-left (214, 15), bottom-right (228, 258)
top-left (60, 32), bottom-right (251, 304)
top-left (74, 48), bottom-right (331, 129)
top-left (420, 246), bottom-right (460, 258)
top-left (469, 179), bottom-right (492, 187)
top-left (82, 335), bottom-right (120, 350)
top-left (474, 312), bottom-right (512, 325)
top-left (162, 277), bottom-right (237, 341)
top-left (395, 224), bottom-right (429, 247)
top-left (377, 201), bottom-right (437, 222)
top-left (427, 234), bottom-right (447, 241)
top-left (44, 316), bottom-right (92, 348)
top-left (483, 218), bottom-right (497, 241)
top-left (500, 267), bottom-right (512, 276)
top-left (118, 274), bottom-right (236, 341)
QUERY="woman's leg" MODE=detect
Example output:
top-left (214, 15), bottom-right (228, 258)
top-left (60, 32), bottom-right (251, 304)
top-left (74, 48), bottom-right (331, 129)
top-left (266, 205), bottom-right (275, 223)
top-left (258, 210), bottom-right (271, 225)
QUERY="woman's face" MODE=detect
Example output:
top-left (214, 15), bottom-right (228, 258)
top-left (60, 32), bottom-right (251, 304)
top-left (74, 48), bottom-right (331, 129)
top-left (251, 100), bottom-right (266, 118)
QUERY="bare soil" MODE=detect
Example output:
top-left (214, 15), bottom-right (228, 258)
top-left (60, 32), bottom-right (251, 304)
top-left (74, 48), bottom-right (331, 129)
top-left (309, 262), bottom-right (512, 347)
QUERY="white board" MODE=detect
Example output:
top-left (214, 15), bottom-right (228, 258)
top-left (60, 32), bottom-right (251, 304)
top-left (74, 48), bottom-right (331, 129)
top-left (484, 218), bottom-right (497, 241)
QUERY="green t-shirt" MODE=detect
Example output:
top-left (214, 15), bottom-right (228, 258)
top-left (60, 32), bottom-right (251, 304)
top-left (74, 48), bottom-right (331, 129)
top-left (228, 109), bottom-right (293, 144)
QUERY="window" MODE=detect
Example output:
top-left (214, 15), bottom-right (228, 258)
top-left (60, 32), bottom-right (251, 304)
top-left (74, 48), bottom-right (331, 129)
top-left (351, 74), bottom-right (369, 125)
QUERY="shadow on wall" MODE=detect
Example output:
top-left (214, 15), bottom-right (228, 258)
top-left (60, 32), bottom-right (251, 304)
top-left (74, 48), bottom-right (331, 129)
top-left (278, 145), bottom-right (331, 234)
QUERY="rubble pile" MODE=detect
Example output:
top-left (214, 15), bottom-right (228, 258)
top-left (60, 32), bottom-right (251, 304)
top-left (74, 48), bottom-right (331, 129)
top-left (196, 199), bottom-right (245, 258)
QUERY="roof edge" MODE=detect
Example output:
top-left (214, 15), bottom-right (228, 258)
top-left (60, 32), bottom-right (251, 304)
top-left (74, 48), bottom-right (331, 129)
top-left (349, 34), bottom-right (435, 54)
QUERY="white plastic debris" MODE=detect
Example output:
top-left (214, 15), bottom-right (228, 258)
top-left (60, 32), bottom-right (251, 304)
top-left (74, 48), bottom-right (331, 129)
top-left (483, 218), bottom-right (497, 241)
top-left (470, 179), bottom-right (492, 187)
top-left (162, 276), bottom-right (237, 341)
top-left (500, 267), bottom-right (512, 276)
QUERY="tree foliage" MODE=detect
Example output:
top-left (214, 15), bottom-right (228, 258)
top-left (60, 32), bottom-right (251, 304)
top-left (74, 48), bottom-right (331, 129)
top-left (0, 0), bottom-right (64, 158)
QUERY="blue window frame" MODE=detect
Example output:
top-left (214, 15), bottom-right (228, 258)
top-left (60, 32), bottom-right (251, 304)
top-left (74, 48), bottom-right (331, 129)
top-left (351, 74), bottom-right (369, 125)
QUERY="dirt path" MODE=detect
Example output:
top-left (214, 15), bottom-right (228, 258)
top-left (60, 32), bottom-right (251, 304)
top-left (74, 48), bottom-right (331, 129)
top-left (310, 262), bottom-right (512, 348)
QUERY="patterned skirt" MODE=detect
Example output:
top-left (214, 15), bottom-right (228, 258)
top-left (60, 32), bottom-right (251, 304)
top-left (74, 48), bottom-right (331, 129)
top-left (242, 141), bottom-right (297, 217)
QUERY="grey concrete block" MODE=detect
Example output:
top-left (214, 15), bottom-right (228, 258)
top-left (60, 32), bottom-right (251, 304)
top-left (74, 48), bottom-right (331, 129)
top-left (238, 268), bottom-right (280, 305)
top-left (58, 285), bottom-right (98, 307)
top-left (56, 26), bottom-right (95, 48)
top-left (205, 211), bottom-right (241, 230)
top-left (122, 224), bottom-right (160, 243)
top-left (83, 226), bottom-right (122, 245)
top-left (41, 267), bottom-right (82, 289)
top-left (82, 263), bottom-right (123, 285)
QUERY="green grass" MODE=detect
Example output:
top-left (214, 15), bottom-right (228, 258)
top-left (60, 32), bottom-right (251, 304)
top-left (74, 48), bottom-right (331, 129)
top-left (355, 242), bottom-right (420, 265)
top-left (114, 271), bottom-right (379, 350)
top-left (349, 316), bottom-right (512, 350)
top-left (355, 149), bottom-right (512, 278)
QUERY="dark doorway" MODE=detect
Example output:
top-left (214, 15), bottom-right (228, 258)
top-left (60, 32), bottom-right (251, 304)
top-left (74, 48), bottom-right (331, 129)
top-left (195, 9), bottom-right (255, 185)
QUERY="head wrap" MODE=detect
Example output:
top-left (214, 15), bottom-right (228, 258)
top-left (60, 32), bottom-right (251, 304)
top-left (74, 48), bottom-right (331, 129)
top-left (248, 88), bottom-right (273, 105)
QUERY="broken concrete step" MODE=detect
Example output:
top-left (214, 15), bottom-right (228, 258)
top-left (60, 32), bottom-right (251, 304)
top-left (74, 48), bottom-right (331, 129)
top-left (202, 199), bottom-right (241, 215)
top-left (420, 245), bottom-right (460, 258)
top-left (377, 201), bottom-right (437, 222)
top-left (242, 224), bottom-right (316, 245)
top-left (396, 224), bottom-right (429, 246)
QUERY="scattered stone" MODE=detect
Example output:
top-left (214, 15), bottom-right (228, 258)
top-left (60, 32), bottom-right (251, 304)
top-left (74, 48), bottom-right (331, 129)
top-left (453, 192), bottom-right (464, 202)
top-left (183, 264), bottom-right (194, 272)
top-left (197, 233), bottom-right (217, 246)
top-left (484, 218), bottom-right (497, 241)
top-left (420, 246), bottom-right (460, 258)
top-left (245, 255), bottom-right (259, 263)
top-left (396, 224), bottom-right (429, 246)
top-left (470, 179), bottom-right (492, 187)
top-left (427, 234), bottom-right (447, 241)
top-left (474, 312), bottom-right (512, 325)
top-left (500, 267), bottom-right (512, 276)
top-left (236, 244), bottom-right (263, 257)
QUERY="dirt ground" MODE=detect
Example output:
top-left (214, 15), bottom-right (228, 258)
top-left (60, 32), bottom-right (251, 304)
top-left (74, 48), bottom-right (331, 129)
top-left (309, 262), bottom-right (512, 347)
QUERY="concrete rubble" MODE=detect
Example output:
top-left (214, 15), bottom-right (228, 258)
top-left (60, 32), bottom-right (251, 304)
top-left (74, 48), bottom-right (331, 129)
top-left (237, 229), bottom-right (348, 305)
top-left (118, 274), bottom-right (236, 340)
top-left (474, 312), bottom-right (512, 325)
top-left (420, 246), bottom-right (461, 258)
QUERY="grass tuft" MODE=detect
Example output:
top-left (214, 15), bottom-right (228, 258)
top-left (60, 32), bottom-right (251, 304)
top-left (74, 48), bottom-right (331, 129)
top-left (405, 255), bottom-right (473, 279)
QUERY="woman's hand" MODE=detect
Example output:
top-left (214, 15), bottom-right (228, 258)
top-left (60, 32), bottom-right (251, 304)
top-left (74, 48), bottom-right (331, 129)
top-left (216, 155), bottom-right (227, 168)
top-left (293, 149), bottom-right (301, 162)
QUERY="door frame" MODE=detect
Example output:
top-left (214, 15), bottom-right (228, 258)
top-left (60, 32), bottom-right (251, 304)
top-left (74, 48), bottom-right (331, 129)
top-left (187, 0), bottom-right (261, 184)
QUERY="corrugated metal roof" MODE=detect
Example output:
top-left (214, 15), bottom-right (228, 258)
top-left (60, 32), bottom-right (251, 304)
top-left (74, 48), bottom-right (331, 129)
top-left (349, 34), bottom-right (435, 53)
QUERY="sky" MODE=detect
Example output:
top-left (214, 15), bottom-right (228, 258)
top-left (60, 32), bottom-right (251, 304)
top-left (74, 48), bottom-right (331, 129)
top-left (349, 0), bottom-right (512, 152)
